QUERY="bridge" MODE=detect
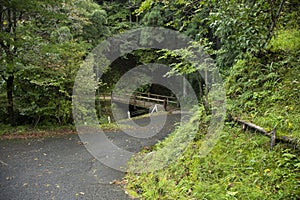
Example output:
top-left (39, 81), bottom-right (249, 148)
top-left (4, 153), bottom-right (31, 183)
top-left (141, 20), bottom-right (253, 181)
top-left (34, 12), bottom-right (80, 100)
top-left (100, 92), bottom-right (179, 111)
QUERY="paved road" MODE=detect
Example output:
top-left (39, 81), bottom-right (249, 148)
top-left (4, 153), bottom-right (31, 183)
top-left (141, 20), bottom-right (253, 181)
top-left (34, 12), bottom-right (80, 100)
top-left (0, 113), bottom-right (182, 200)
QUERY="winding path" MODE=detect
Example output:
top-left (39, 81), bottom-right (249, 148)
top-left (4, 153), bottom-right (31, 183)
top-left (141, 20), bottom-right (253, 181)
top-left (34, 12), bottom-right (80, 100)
top-left (0, 113), bottom-right (182, 200)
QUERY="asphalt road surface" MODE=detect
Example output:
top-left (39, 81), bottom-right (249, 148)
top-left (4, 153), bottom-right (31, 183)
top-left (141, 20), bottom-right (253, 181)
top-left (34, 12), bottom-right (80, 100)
top-left (0, 113), bottom-right (182, 200)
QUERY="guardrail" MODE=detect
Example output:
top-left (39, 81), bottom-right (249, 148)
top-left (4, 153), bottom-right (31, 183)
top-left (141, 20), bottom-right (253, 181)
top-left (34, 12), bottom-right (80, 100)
top-left (100, 92), bottom-right (179, 109)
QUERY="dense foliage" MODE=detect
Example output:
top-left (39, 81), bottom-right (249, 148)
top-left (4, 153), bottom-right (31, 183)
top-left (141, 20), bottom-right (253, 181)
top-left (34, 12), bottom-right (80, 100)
top-left (0, 0), bottom-right (117, 126)
top-left (125, 31), bottom-right (300, 197)
top-left (123, 0), bottom-right (300, 199)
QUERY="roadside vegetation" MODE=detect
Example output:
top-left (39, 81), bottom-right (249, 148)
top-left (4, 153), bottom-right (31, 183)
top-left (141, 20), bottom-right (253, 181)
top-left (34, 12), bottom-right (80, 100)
top-left (124, 29), bottom-right (300, 199)
top-left (123, 0), bottom-right (300, 199)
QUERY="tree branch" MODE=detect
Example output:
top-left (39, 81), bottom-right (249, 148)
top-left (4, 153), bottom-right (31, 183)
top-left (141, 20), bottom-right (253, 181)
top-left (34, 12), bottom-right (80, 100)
top-left (1, 74), bottom-right (8, 82)
top-left (265, 0), bottom-right (285, 46)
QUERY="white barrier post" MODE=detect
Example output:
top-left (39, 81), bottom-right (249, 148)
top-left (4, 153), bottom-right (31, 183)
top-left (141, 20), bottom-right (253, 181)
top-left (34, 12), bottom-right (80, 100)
top-left (150, 104), bottom-right (158, 115)
top-left (127, 111), bottom-right (131, 119)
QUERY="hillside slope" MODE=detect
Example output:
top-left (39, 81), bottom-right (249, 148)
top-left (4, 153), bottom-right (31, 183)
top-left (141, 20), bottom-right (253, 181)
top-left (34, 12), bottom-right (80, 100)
top-left (124, 29), bottom-right (300, 199)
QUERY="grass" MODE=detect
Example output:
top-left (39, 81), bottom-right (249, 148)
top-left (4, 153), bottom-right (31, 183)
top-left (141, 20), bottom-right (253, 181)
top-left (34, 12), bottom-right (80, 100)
top-left (125, 124), bottom-right (300, 199)
top-left (0, 124), bottom-right (76, 139)
top-left (0, 121), bottom-right (132, 139)
top-left (124, 29), bottom-right (300, 199)
top-left (0, 111), bottom-right (163, 139)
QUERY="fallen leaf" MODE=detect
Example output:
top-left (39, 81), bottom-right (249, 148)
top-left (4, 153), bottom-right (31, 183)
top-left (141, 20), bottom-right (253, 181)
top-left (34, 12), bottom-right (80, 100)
top-left (76, 192), bottom-right (85, 196)
top-left (110, 179), bottom-right (127, 185)
top-left (227, 182), bottom-right (234, 189)
top-left (110, 180), bottom-right (121, 185)
top-left (76, 141), bottom-right (87, 145)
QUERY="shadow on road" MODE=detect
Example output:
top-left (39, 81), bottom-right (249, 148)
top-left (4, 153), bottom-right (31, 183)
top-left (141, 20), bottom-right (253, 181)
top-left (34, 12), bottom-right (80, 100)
top-left (0, 113), bottom-right (182, 200)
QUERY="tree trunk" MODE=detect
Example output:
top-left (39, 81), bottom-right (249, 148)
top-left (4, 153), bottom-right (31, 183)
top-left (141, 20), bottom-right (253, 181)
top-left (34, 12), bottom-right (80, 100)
top-left (6, 75), bottom-right (15, 126)
top-left (183, 76), bottom-right (187, 98)
top-left (203, 68), bottom-right (209, 112)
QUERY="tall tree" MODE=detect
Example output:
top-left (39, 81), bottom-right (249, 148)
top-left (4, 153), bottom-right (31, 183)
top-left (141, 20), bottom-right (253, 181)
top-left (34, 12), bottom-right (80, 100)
top-left (0, 0), bottom-right (44, 125)
top-left (0, 0), bottom-right (96, 126)
top-left (136, 0), bottom-right (292, 68)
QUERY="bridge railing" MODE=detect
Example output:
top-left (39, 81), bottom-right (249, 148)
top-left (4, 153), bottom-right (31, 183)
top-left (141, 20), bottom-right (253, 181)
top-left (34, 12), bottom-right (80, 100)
top-left (107, 91), bottom-right (179, 108)
top-left (133, 92), bottom-right (177, 104)
top-left (98, 93), bottom-right (112, 100)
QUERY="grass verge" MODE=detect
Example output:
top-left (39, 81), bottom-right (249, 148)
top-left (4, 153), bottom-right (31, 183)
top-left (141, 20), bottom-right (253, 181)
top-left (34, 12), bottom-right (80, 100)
top-left (125, 123), bottom-right (300, 199)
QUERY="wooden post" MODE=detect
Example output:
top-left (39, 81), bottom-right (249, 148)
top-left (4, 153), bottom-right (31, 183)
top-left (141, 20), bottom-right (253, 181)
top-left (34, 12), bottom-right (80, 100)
top-left (163, 99), bottom-right (167, 111)
top-left (270, 128), bottom-right (276, 150)
top-left (110, 91), bottom-right (113, 105)
top-left (234, 118), bottom-right (300, 150)
top-left (133, 94), bottom-right (136, 109)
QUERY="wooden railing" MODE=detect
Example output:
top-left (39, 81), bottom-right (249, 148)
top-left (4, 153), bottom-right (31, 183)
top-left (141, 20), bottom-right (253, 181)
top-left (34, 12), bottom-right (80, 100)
top-left (100, 92), bottom-right (179, 109)
top-left (130, 92), bottom-right (178, 105)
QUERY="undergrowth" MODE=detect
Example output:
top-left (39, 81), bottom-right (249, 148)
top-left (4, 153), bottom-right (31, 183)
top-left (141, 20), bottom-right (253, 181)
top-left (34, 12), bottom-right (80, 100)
top-left (0, 124), bottom-right (75, 136)
top-left (226, 28), bottom-right (300, 138)
top-left (125, 29), bottom-right (300, 199)
top-left (125, 124), bottom-right (300, 199)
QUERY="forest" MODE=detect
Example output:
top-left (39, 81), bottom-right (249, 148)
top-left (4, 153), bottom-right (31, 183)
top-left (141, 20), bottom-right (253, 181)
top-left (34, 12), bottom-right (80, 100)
top-left (1, 0), bottom-right (300, 199)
